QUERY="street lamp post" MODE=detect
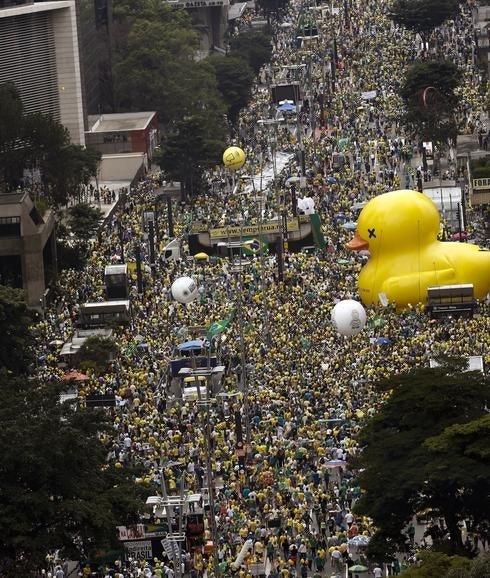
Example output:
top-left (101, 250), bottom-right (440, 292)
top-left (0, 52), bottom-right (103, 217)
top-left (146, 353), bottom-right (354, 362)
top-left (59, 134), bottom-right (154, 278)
top-left (239, 175), bottom-right (271, 346)
top-left (178, 365), bottom-right (225, 577)
top-left (283, 64), bottom-right (307, 178)
top-left (257, 118), bottom-right (286, 282)
top-left (219, 244), bottom-right (252, 450)
top-left (146, 468), bottom-right (189, 578)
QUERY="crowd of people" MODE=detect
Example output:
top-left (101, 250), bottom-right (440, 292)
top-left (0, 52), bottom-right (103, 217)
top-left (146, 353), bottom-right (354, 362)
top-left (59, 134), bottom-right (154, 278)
top-left (35, 0), bottom-right (489, 577)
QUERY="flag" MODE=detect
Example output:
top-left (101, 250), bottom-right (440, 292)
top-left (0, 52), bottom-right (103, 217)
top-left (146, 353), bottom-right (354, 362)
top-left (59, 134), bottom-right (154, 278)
top-left (370, 314), bottom-right (387, 329)
top-left (242, 236), bottom-right (269, 256)
top-left (206, 312), bottom-right (234, 340)
top-left (310, 213), bottom-right (326, 250)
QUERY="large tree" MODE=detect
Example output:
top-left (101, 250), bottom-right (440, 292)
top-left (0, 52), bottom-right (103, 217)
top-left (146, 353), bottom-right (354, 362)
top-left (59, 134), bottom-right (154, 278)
top-left (353, 358), bottom-right (490, 559)
top-left (38, 141), bottom-right (101, 206)
top-left (0, 85), bottom-right (100, 204)
top-left (397, 551), bottom-right (490, 578)
top-left (396, 551), bottom-right (470, 578)
top-left (399, 60), bottom-right (461, 146)
top-left (207, 54), bottom-right (255, 124)
top-left (390, 0), bottom-right (461, 42)
top-left (0, 372), bottom-right (147, 576)
top-left (113, 2), bottom-right (202, 125)
top-left (68, 202), bottom-right (103, 245)
top-left (229, 29), bottom-right (273, 75)
top-left (157, 110), bottom-right (226, 198)
top-left (0, 285), bottom-right (34, 374)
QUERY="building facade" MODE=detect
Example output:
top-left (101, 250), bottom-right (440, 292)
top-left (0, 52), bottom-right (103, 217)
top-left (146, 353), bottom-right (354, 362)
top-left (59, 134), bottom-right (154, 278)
top-left (0, 0), bottom-right (85, 144)
top-left (0, 192), bottom-right (57, 308)
top-left (85, 112), bottom-right (159, 158)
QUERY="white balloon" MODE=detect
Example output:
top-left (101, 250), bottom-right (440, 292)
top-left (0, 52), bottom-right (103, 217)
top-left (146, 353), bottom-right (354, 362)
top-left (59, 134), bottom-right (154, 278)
top-left (331, 299), bottom-right (367, 336)
top-left (171, 276), bottom-right (198, 304)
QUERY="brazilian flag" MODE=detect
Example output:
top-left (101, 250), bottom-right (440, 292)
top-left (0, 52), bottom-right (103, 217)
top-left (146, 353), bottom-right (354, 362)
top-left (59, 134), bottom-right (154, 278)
top-left (242, 236), bottom-right (269, 256)
top-left (206, 312), bottom-right (234, 340)
top-left (370, 314), bottom-right (387, 329)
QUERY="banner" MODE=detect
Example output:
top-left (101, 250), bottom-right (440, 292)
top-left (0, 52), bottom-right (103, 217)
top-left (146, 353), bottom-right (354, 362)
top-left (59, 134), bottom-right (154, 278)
top-left (117, 525), bottom-right (145, 541)
top-left (123, 540), bottom-right (152, 561)
top-left (310, 213), bottom-right (326, 250)
top-left (361, 90), bottom-right (377, 100)
top-left (210, 220), bottom-right (299, 239)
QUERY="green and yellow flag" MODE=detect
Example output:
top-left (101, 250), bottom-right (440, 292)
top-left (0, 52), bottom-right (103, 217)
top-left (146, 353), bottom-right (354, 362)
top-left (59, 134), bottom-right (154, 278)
top-left (370, 314), bottom-right (387, 329)
top-left (206, 312), bottom-right (234, 340)
top-left (242, 237), bottom-right (269, 256)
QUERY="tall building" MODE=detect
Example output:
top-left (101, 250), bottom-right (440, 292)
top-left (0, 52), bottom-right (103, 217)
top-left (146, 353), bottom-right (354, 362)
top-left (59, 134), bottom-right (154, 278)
top-left (71, 0), bottom-right (114, 116)
top-left (0, 0), bottom-right (85, 144)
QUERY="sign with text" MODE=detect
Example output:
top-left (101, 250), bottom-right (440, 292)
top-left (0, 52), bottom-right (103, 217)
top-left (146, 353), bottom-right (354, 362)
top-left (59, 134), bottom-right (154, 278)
top-left (473, 177), bottom-right (490, 190)
top-left (209, 220), bottom-right (300, 239)
top-left (166, 0), bottom-right (229, 6)
top-left (190, 214), bottom-right (312, 235)
top-left (124, 540), bottom-right (153, 561)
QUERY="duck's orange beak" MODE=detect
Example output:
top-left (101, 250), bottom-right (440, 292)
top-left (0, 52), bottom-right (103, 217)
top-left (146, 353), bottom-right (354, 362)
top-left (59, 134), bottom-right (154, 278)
top-left (346, 231), bottom-right (369, 251)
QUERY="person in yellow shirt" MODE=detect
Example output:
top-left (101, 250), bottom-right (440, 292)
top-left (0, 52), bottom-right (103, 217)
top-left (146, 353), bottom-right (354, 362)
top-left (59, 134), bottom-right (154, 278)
top-left (254, 540), bottom-right (265, 557)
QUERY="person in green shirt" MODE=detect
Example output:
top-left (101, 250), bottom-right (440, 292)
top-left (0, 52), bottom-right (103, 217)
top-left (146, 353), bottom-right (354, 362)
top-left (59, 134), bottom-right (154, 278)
top-left (267, 541), bottom-right (276, 562)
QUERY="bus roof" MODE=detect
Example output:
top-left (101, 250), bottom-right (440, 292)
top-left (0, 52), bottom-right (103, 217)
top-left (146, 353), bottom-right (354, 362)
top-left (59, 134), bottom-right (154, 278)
top-left (81, 300), bottom-right (130, 310)
top-left (104, 264), bottom-right (128, 275)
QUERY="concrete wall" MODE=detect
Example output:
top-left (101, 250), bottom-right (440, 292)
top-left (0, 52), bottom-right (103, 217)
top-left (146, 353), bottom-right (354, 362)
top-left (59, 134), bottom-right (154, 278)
top-left (52, 2), bottom-right (86, 145)
top-left (0, 195), bottom-right (56, 307)
top-left (98, 153), bottom-right (146, 182)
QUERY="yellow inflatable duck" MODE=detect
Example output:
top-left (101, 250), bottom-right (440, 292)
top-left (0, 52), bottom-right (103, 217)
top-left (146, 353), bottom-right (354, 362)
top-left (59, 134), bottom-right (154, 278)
top-left (346, 189), bottom-right (490, 309)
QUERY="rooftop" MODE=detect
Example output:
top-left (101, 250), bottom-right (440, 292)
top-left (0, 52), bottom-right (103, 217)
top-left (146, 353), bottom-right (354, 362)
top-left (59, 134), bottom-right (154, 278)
top-left (0, 192), bottom-right (26, 205)
top-left (87, 112), bottom-right (157, 133)
top-left (0, 1), bottom-right (72, 18)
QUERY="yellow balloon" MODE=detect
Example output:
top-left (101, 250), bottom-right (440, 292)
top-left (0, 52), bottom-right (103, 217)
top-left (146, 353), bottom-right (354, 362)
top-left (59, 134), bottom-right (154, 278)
top-left (346, 189), bottom-right (490, 309)
top-left (223, 146), bottom-right (246, 170)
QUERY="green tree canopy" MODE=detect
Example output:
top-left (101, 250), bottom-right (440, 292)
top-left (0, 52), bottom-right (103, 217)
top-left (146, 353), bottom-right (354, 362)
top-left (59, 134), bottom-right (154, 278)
top-left (157, 109), bottom-right (226, 198)
top-left (390, 0), bottom-right (461, 39)
top-left (397, 551), bottom-right (470, 578)
top-left (399, 60), bottom-right (461, 146)
top-left (0, 285), bottom-right (34, 374)
top-left (0, 84), bottom-right (100, 204)
top-left (207, 55), bottom-right (255, 124)
top-left (68, 202), bottom-right (104, 244)
top-left (113, 2), bottom-right (204, 125)
top-left (0, 373), bottom-right (147, 576)
top-left (398, 551), bottom-right (490, 578)
top-left (353, 358), bottom-right (490, 559)
top-left (400, 61), bottom-right (460, 105)
top-left (229, 29), bottom-right (273, 74)
top-left (42, 143), bottom-right (101, 206)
